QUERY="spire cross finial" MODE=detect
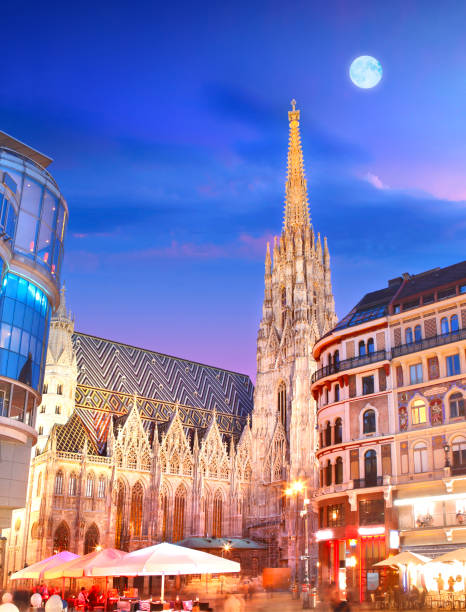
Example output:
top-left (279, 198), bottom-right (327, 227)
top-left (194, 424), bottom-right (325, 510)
top-left (291, 99), bottom-right (296, 111)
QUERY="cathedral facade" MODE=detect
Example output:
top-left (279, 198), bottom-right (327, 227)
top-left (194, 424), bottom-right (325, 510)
top-left (2, 102), bottom-right (336, 587)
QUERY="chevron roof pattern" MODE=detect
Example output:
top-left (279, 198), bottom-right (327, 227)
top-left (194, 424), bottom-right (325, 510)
top-left (72, 332), bottom-right (254, 452)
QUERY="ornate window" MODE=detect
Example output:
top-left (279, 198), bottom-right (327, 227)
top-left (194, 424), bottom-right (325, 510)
top-left (367, 338), bottom-right (375, 354)
top-left (363, 409), bottom-right (376, 434)
top-left (173, 485), bottom-right (186, 543)
top-left (53, 521), bottom-right (70, 552)
top-left (85, 474), bottom-right (94, 498)
top-left (212, 490), bottom-right (223, 538)
top-left (115, 480), bottom-right (127, 550)
top-left (130, 481), bottom-right (143, 538)
top-left (334, 418), bottom-right (343, 444)
top-left (97, 476), bottom-right (106, 498)
top-left (141, 451), bottom-right (151, 471)
top-left (127, 449), bottom-right (137, 470)
top-left (405, 328), bottom-right (413, 344)
top-left (451, 315), bottom-right (459, 332)
top-left (333, 350), bottom-right (340, 367)
top-left (413, 442), bottom-right (428, 473)
top-left (452, 436), bottom-right (466, 467)
top-left (411, 399), bottom-right (427, 425)
top-left (364, 450), bottom-right (377, 485)
top-left (68, 473), bottom-right (77, 497)
top-left (414, 325), bottom-right (422, 342)
top-left (36, 473), bottom-right (42, 497)
top-left (160, 485), bottom-right (169, 541)
top-left (450, 393), bottom-right (465, 418)
top-left (54, 471), bottom-right (64, 495)
top-left (114, 449), bottom-right (123, 467)
top-left (335, 457), bottom-right (343, 484)
top-left (277, 382), bottom-right (287, 430)
top-left (358, 340), bottom-right (366, 356)
top-left (84, 523), bottom-right (99, 555)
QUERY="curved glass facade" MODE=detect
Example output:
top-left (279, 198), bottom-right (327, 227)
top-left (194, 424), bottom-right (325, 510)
top-left (0, 149), bottom-right (67, 281)
top-left (0, 272), bottom-right (51, 391)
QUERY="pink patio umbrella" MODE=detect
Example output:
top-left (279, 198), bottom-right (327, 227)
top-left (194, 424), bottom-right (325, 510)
top-left (10, 551), bottom-right (80, 598)
top-left (91, 542), bottom-right (241, 601)
top-left (44, 548), bottom-right (127, 605)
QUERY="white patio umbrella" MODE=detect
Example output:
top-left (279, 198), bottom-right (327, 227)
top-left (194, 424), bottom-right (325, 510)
top-left (374, 551), bottom-right (431, 567)
top-left (91, 542), bottom-right (240, 601)
top-left (430, 548), bottom-right (466, 591)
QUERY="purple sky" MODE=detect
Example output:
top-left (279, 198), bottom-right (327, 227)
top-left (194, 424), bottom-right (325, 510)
top-left (1, 1), bottom-right (465, 380)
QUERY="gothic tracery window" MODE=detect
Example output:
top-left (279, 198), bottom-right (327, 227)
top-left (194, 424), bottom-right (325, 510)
top-left (212, 490), bottom-right (223, 538)
top-left (97, 476), bottom-right (106, 498)
top-left (160, 485), bottom-right (169, 541)
top-left (54, 471), bottom-right (64, 495)
top-left (277, 382), bottom-right (287, 430)
top-left (115, 480), bottom-right (127, 550)
top-left (85, 473), bottom-right (95, 498)
top-left (173, 485), bottom-right (186, 543)
top-left (84, 523), bottom-right (100, 554)
top-left (127, 449), bottom-right (137, 470)
top-left (130, 481), bottom-right (143, 538)
top-left (53, 521), bottom-right (70, 552)
top-left (68, 473), bottom-right (77, 497)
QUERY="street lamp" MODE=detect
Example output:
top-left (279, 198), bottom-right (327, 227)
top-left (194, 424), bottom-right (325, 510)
top-left (221, 542), bottom-right (232, 557)
top-left (444, 444), bottom-right (451, 468)
top-left (285, 480), bottom-right (311, 608)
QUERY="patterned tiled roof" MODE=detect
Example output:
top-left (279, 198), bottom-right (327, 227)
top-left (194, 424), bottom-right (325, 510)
top-left (52, 411), bottom-right (99, 454)
top-left (72, 332), bottom-right (254, 453)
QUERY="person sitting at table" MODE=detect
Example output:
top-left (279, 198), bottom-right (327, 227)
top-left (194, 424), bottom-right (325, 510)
top-left (87, 586), bottom-right (99, 610)
top-left (77, 588), bottom-right (89, 609)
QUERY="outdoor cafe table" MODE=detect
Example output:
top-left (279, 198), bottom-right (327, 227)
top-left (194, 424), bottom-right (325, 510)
top-left (427, 592), bottom-right (466, 609)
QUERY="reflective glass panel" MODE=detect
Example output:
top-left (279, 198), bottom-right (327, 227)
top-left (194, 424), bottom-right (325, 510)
top-left (41, 190), bottom-right (57, 229)
top-left (21, 179), bottom-right (43, 216)
top-left (15, 211), bottom-right (38, 253)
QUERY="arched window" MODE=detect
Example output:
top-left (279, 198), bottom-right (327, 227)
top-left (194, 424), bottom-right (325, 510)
top-left (441, 317), bottom-right (449, 335)
top-left (97, 476), bottom-right (106, 498)
top-left (334, 418), bottom-right (343, 444)
top-left (325, 460), bottom-right (332, 486)
top-left (130, 481), bottom-right (143, 538)
top-left (54, 471), bottom-right (64, 495)
top-left (115, 480), bottom-right (127, 551)
top-left (203, 494), bottom-right (210, 537)
top-left (141, 451), bottom-right (151, 471)
top-left (38, 426), bottom-right (44, 435)
top-left (334, 350), bottom-right (340, 368)
top-left (335, 457), bottom-right (343, 484)
top-left (413, 325), bottom-right (422, 342)
top-left (411, 399), bottom-right (427, 425)
top-left (358, 340), bottom-right (366, 357)
top-left (173, 485), bottom-right (186, 543)
top-left (363, 409), bottom-right (376, 434)
top-left (405, 328), bottom-right (413, 344)
top-left (68, 473), bottom-right (77, 497)
top-left (160, 485), bottom-right (169, 542)
top-left (85, 473), bottom-right (94, 498)
top-left (43, 384), bottom-right (48, 394)
top-left (84, 523), bottom-right (99, 554)
top-left (413, 442), bottom-right (428, 473)
top-left (334, 384), bottom-right (340, 403)
top-left (212, 490), bottom-right (223, 538)
top-left (364, 450), bottom-right (377, 485)
top-left (53, 521), bottom-right (70, 552)
top-left (451, 315), bottom-right (459, 332)
top-left (57, 384), bottom-right (63, 395)
top-left (450, 393), bottom-right (465, 418)
top-left (367, 338), bottom-right (374, 354)
top-left (127, 449), bottom-right (137, 469)
top-left (452, 437), bottom-right (466, 467)
top-left (325, 421), bottom-right (332, 446)
top-left (36, 473), bottom-right (42, 497)
top-left (277, 382), bottom-right (287, 430)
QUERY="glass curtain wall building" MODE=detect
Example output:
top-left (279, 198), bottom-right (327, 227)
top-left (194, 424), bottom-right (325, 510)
top-left (0, 132), bottom-right (67, 528)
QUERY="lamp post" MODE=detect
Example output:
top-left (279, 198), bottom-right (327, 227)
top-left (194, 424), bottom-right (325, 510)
top-left (285, 480), bottom-right (311, 607)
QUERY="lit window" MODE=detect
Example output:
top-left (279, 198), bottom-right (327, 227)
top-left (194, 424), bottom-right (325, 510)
top-left (441, 317), bottom-right (449, 335)
top-left (362, 375), bottom-right (374, 395)
top-left (414, 325), bottom-right (422, 342)
top-left (411, 399), bottom-right (427, 425)
top-left (451, 315), bottom-right (459, 332)
top-left (413, 442), bottom-right (428, 473)
top-left (446, 354), bottom-right (460, 377)
top-left (363, 409), bottom-right (376, 434)
top-left (405, 328), bottom-right (413, 344)
top-left (450, 393), bottom-right (465, 418)
top-left (410, 363), bottom-right (423, 385)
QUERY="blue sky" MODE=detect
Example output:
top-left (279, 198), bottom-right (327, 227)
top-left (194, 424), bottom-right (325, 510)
top-left (1, 1), bottom-right (465, 379)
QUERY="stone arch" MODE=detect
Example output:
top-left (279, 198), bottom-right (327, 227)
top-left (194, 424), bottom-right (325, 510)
top-left (212, 489), bottom-right (224, 538)
top-left (130, 481), bottom-right (144, 538)
top-left (159, 482), bottom-right (170, 541)
top-left (84, 523), bottom-right (100, 554)
top-left (115, 479), bottom-right (128, 551)
top-left (53, 521), bottom-right (70, 552)
top-left (173, 484), bottom-right (187, 543)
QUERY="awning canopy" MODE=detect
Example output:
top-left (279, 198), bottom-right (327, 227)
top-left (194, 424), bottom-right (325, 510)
top-left (11, 551), bottom-right (79, 580)
top-left (374, 551), bottom-right (431, 567)
top-left (91, 542), bottom-right (240, 577)
top-left (429, 548), bottom-right (466, 564)
top-left (44, 548), bottom-right (127, 579)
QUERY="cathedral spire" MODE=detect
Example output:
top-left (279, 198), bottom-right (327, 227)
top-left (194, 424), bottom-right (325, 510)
top-left (283, 99), bottom-right (310, 232)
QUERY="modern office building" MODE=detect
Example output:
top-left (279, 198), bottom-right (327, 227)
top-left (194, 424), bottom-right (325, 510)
top-left (0, 132), bottom-right (67, 529)
top-left (311, 260), bottom-right (466, 601)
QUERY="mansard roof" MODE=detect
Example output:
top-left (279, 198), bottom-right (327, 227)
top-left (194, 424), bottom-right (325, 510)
top-left (71, 331), bottom-right (254, 453)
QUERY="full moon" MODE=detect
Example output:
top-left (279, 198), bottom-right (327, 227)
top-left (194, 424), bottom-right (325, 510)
top-left (349, 56), bottom-right (382, 89)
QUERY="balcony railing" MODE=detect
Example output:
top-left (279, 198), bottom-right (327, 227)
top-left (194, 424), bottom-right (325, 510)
top-left (312, 350), bottom-right (387, 384)
top-left (392, 327), bottom-right (466, 359)
top-left (451, 464), bottom-right (466, 476)
top-left (353, 476), bottom-right (384, 489)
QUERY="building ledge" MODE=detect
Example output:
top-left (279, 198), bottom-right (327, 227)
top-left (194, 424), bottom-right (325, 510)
top-left (0, 416), bottom-right (37, 445)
